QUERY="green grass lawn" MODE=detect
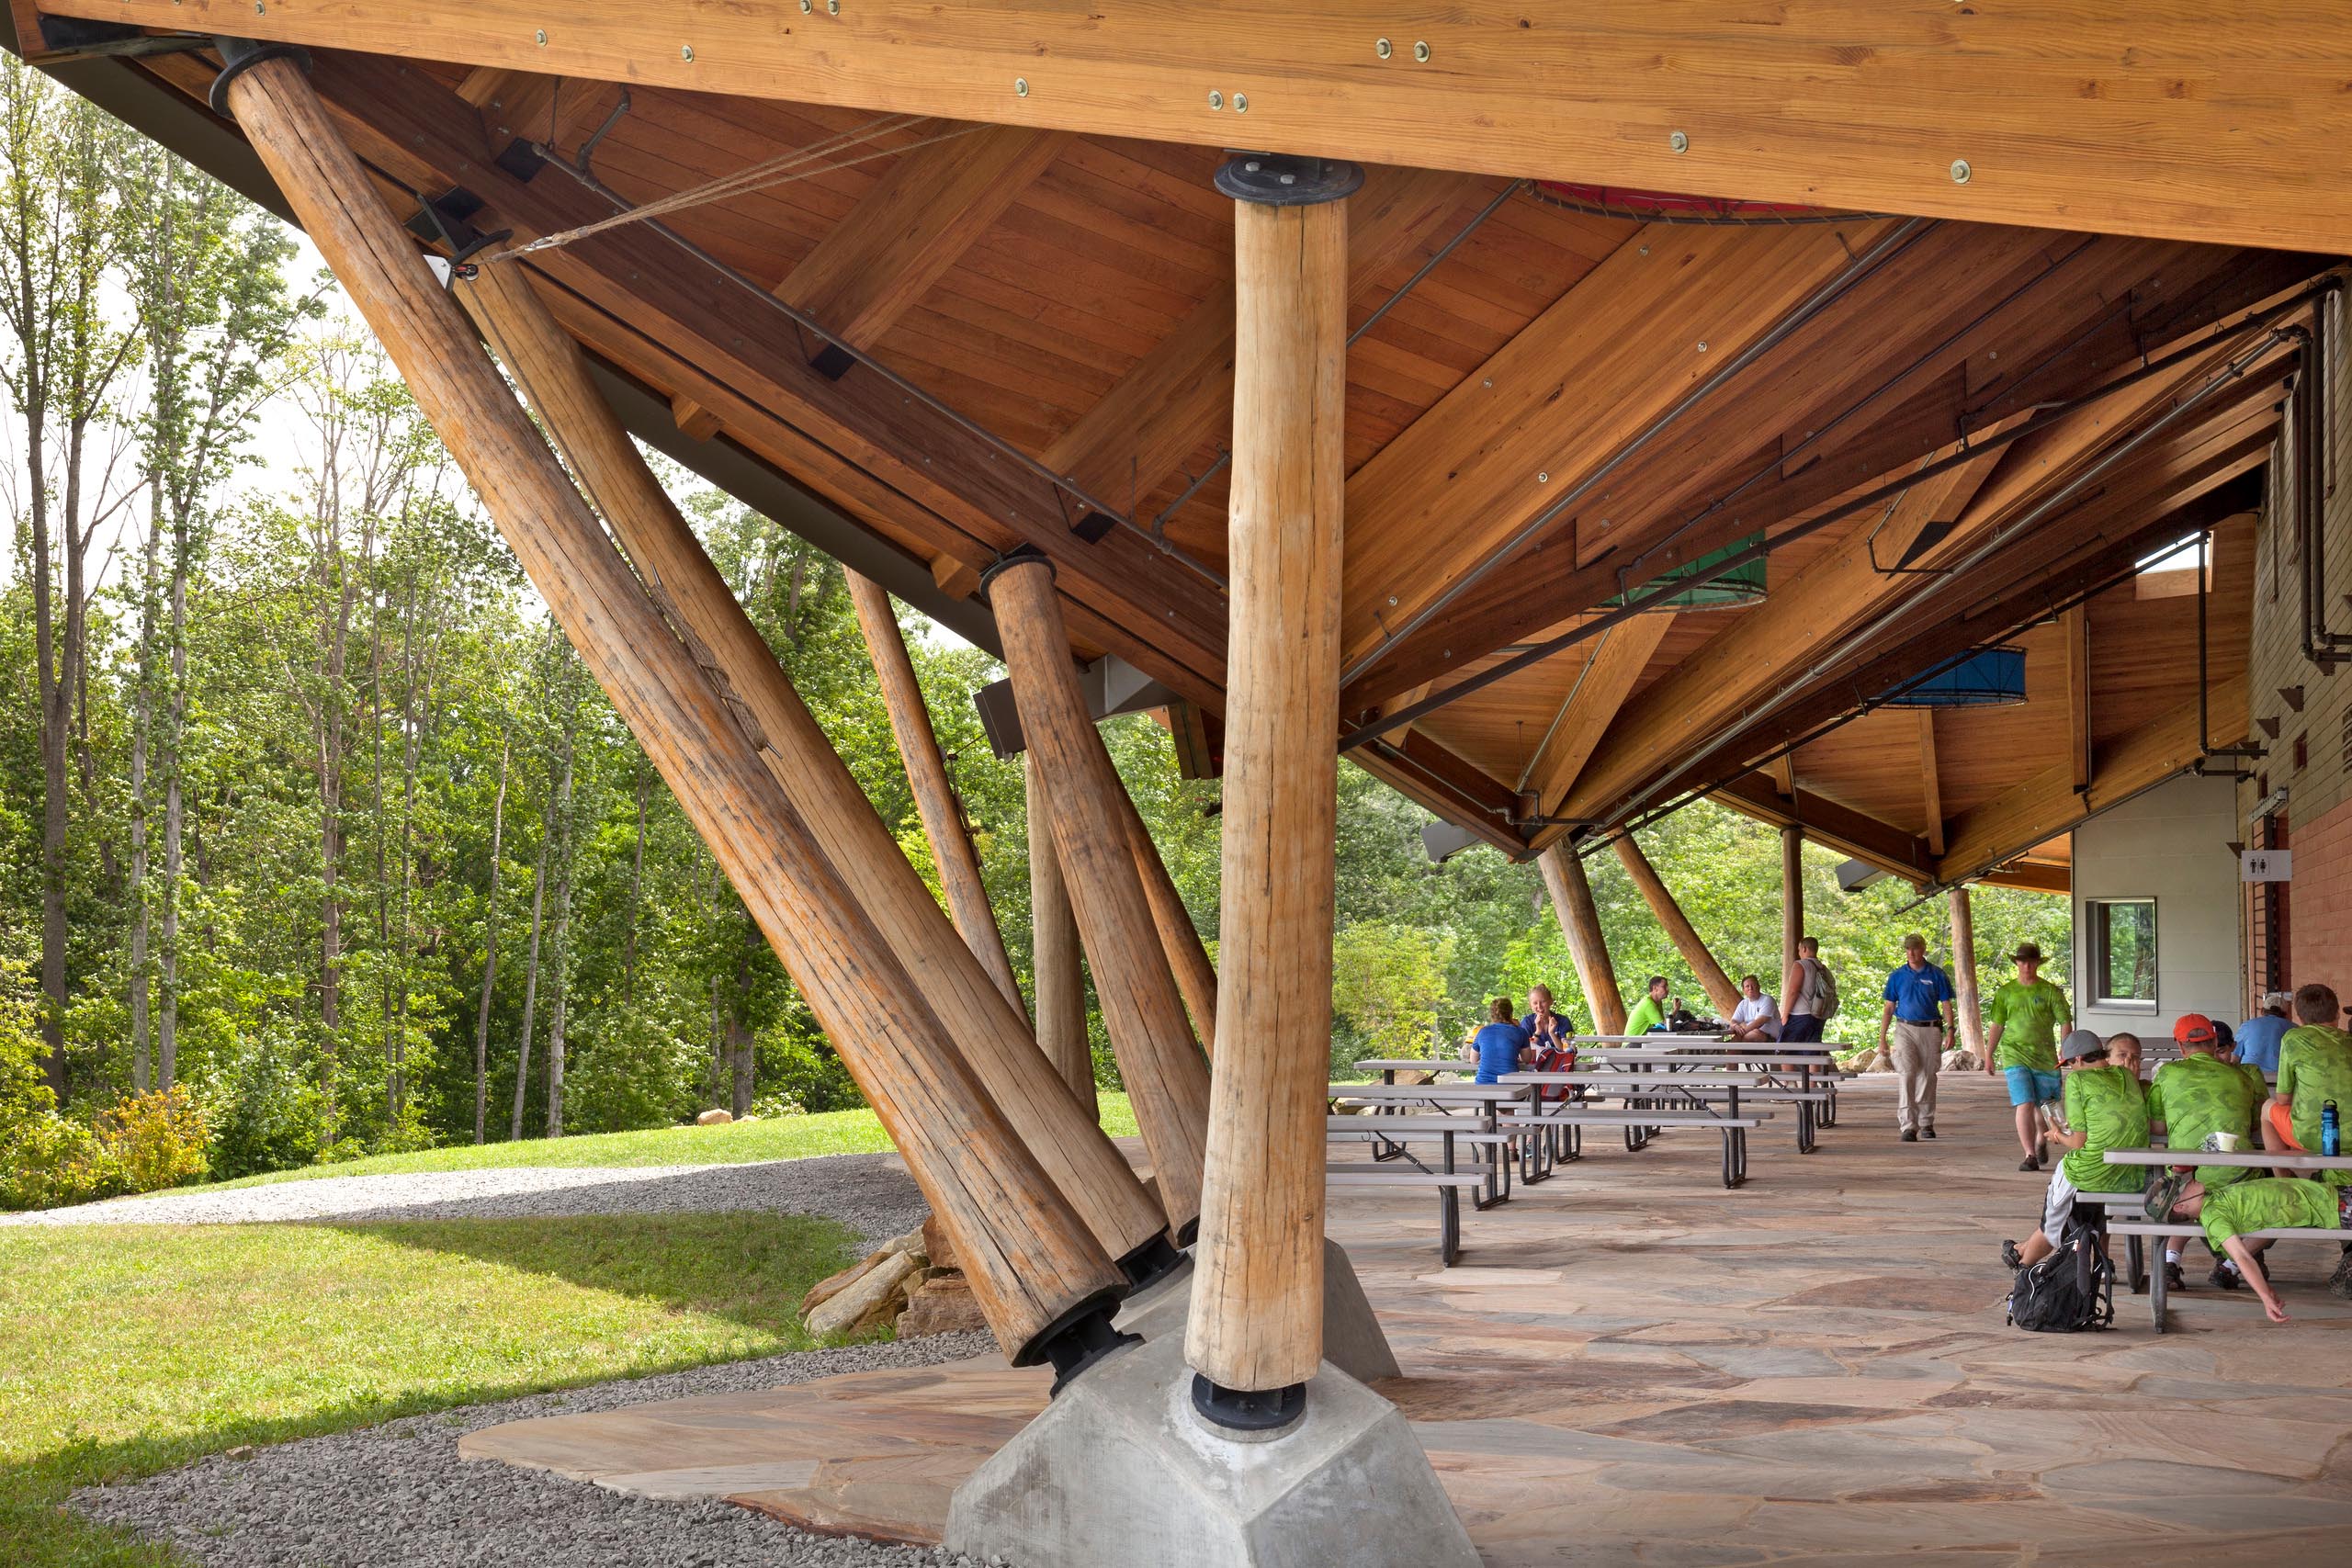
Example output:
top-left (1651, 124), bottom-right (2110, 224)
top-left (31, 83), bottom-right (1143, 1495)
top-left (0, 1211), bottom-right (873, 1568)
top-left (184, 1091), bottom-right (1137, 1191)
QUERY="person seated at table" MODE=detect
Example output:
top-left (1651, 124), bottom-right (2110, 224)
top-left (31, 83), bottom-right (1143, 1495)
top-left (2147, 1174), bottom-right (2352, 1324)
top-left (2107, 1031), bottom-right (2144, 1080)
top-left (1727, 976), bottom-right (1781, 1043)
top-left (1624, 976), bottom-right (1671, 1035)
top-left (1521, 984), bottom-right (1577, 1055)
top-left (2143, 1013), bottom-right (2271, 1292)
top-left (2233, 993), bottom-right (2291, 1074)
top-left (2004, 1030), bottom-right (2148, 1272)
top-left (1472, 997), bottom-right (1532, 1085)
top-left (2275, 982), bottom-right (2352, 1297)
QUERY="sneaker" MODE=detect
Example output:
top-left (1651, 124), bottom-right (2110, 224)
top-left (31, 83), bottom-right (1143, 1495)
top-left (2143, 1170), bottom-right (2191, 1222)
top-left (2018, 1156), bottom-right (2041, 1171)
top-left (1921, 1127), bottom-right (1937, 1140)
top-left (1900, 1128), bottom-right (1918, 1143)
top-left (2164, 1262), bottom-right (2187, 1292)
top-left (2002, 1239), bottom-right (2023, 1270)
top-left (2209, 1261), bottom-right (2242, 1292)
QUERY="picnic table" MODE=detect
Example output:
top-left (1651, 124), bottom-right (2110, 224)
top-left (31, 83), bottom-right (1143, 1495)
top-left (1328, 1081), bottom-right (1531, 1205)
top-left (1596, 1046), bottom-right (1848, 1144)
top-left (1502, 1070), bottom-right (1772, 1187)
top-left (1352, 1057), bottom-right (1481, 1085)
top-left (2097, 1148), bottom-right (2352, 1329)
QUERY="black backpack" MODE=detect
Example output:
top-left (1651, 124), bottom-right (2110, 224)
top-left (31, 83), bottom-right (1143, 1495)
top-left (2007, 1211), bottom-right (2115, 1333)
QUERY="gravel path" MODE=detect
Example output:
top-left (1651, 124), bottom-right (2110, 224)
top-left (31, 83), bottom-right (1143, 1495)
top-left (0, 1153), bottom-right (930, 1245)
top-left (73, 1332), bottom-right (1012, 1568)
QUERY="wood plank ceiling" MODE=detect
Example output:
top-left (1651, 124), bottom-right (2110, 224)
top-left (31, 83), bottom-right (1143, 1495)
top-left (62, 25), bottom-right (2346, 888)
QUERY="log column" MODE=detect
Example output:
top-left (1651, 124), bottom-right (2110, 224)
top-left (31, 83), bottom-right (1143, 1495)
top-left (1539, 842), bottom-right (1625, 1034)
top-left (1123, 797), bottom-right (1220, 1051)
top-left (1950, 884), bottom-right (1985, 1058)
top-left (1184, 154), bottom-right (1356, 1417)
top-left (207, 43), bottom-right (1127, 1365)
top-left (1611, 832), bottom-right (1742, 1019)
top-left (1781, 825), bottom-right (1805, 984)
top-left (1028, 755), bottom-right (1093, 1107)
top-left (454, 257), bottom-right (1169, 1279)
top-left (990, 557), bottom-right (1213, 1238)
top-left (846, 570), bottom-right (1026, 1016)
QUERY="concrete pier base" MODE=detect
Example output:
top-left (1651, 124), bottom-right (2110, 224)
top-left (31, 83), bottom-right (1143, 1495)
top-left (943, 1333), bottom-right (1476, 1568)
top-left (1114, 1237), bottom-right (1400, 1382)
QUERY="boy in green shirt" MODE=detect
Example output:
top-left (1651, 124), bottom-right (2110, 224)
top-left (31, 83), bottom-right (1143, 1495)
top-left (2157, 1176), bottom-right (2352, 1323)
top-left (2143, 1013), bottom-right (2270, 1291)
top-left (2276, 983), bottom-right (2352, 1180)
top-left (2004, 1031), bottom-right (2148, 1272)
top-left (1623, 976), bottom-right (1670, 1035)
top-left (1979, 942), bottom-right (2071, 1170)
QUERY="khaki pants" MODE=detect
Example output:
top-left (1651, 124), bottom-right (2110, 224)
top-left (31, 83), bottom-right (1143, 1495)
top-left (1889, 1021), bottom-right (1943, 1133)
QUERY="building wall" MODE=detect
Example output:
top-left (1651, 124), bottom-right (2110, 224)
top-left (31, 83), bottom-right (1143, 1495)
top-left (2238, 286), bottom-right (2352, 1012)
top-left (2069, 773), bottom-right (2242, 1037)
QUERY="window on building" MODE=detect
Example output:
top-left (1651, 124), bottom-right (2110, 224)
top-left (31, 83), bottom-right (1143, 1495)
top-left (2086, 898), bottom-right (2157, 1010)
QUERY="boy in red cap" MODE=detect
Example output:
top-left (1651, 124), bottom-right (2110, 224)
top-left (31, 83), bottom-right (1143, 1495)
top-left (2143, 1013), bottom-right (2271, 1291)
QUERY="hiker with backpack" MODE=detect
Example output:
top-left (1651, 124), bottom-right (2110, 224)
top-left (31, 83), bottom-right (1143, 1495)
top-left (2004, 1030), bottom-right (2149, 1274)
top-left (1779, 934), bottom-right (1837, 1044)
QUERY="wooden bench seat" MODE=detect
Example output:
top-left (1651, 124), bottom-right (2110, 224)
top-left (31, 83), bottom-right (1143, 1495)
top-left (1325, 1168), bottom-right (1487, 1264)
top-left (2104, 1218), bottom-right (2349, 1330)
top-left (1498, 1104), bottom-right (1771, 1189)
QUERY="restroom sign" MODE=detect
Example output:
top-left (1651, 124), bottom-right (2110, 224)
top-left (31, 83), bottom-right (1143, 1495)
top-left (2242, 849), bottom-right (2292, 882)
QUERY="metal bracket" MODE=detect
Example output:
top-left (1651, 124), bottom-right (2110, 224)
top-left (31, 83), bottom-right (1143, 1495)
top-left (1214, 152), bottom-right (1363, 207)
top-left (1191, 1375), bottom-right (1306, 1431)
top-left (406, 187), bottom-right (512, 265)
top-left (207, 37), bottom-right (311, 119)
top-left (32, 17), bottom-right (207, 62)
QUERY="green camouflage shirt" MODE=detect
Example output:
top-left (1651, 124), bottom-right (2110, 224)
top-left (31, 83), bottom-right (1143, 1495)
top-left (2144, 1054), bottom-right (2267, 1187)
top-left (1983, 976), bottom-right (2070, 1071)
top-left (2277, 1024), bottom-right (2352, 1185)
top-left (2061, 1065), bottom-right (2149, 1192)
top-left (2199, 1176), bottom-right (2341, 1251)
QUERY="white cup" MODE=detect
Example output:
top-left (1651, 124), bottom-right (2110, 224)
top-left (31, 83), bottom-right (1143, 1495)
top-left (2203, 1130), bottom-right (2243, 1153)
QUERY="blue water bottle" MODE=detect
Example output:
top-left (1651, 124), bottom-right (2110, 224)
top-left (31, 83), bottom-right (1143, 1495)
top-left (2324, 1100), bottom-right (2341, 1158)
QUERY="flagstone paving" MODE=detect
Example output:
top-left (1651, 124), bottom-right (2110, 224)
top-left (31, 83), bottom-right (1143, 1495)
top-left (461, 1076), bottom-right (2352, 1563)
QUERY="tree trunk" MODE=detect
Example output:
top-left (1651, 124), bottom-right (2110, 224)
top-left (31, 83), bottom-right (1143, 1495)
top-left (128, 500), bottom-right (161, 1094)
top-left (1950, 885), bottom-right (1984, 1057)
top-left (623, 760), bottom-right (648, 1002)
top-left (473, 728), bottom-right (510, 1144)
top-left (512, 796), bottom-right (551, 1142)
top-left (157, 502), bottom-right (189, 1089)
top-left (728, 936), bottom-right (754, 1118)
top-left (543, 717), bottom-right (577, 1139)
top-left (1539, 843), bottom-right (1624, 1034)
top-left (1026, 755), bottom-right (1091, 1106)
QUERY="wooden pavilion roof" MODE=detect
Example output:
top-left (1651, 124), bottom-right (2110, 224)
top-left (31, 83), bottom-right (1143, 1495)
top-left (13, 4), bottom-right (2346, 891)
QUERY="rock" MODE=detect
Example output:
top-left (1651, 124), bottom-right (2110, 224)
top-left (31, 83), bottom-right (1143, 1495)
top-left (897, 1271), bottom-right (989, 1337)
top-left (1941, 1047), bottom-right (1982, 1073)
top-left (921, 1212), bottom-right (959, 1273)
top-left (877, 1224), bottom-right (927, 1261)
top-left (695, 1109), bottom-right (732, 1126)
top-left (799, 1251), bottom-right (883, 1319)
top-left (806, 1248), bottom-right (921, 1337)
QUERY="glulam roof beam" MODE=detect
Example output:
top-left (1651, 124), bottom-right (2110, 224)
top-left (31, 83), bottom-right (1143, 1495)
top-left (36, 0), bottom-right (2352, 252)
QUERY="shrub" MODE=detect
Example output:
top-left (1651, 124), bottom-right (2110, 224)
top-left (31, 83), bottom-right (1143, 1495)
top-left (95, 1086), bottom-right (210, 1192)
top-left (746, 1090), bottom-right (807, 1119)
top-left (567, 1007), bottom-right (704, 1134)
top-left (201, 1028), bottom-right (323, 1180)
top-left (0, 1109), bottom-right (119, 1211)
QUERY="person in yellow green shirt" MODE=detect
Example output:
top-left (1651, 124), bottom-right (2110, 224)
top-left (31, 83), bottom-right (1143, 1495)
top-left (2143, 1012), bottom-right (2270, 1292)
top-left (2272, 982), bottom-right (2352, 1302)
top-left (2005, 1030), bottom-right (2147, 1272)
top-left (2155, 1175), bottom-right (2352, 1323)
top-left (1979, 942), bottom-right (2071, 1171)
top-left (1623, 976), bottom-right (1670, 1035)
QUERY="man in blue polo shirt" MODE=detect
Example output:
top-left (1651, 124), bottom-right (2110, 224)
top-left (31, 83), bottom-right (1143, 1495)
top-left (1877, 931), bottom-right (1956, 1143)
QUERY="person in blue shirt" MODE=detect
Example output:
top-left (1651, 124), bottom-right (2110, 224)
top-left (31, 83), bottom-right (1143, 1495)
top-left (1521, 984), bottom-right (1576, 1055)
top-left (2233, 994), bottom-right (2291, 1075)
top-left (1472, 997), bottom-right (1532, 1085)
top-left (1876, 932), bottom-right (1956, 1143)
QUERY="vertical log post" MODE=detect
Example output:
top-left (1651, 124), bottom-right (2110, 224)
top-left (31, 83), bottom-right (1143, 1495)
top-left (1950, 884), bottom-right (1985, 1058)
top-left (1027, 755), bottom-right (1093, 1107)
top-left (1124, 797), bottom-right (1220, 1051)
top-left (1184, 153), bottom-right (1356, 1420)
top-left (1611, 832), bottom-right (1742, 1019)
top-left (206, 44), bottom-right (1132, 1366)
top-left (990, 557), bottom-right (1213, 1239)
top-left (454, 257), bottom-right (1170, 1279)
top-left (1539, 842), bottom-right (1625, 1035)
top-left (1781, 825), bottom-right (1805, 986)
top-left (846, 570), bottom-right (1026, 1016)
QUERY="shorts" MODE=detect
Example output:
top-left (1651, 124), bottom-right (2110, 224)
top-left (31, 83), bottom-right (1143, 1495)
top-left (1781, 1013), bottom-right (1825, 1043)
top-left (2004, 1066), bottom-right (2063, 1107)
top-left (2038, 1167), bottom-right (2080, 1247)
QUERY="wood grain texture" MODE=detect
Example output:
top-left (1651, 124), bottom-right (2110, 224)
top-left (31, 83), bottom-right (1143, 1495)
top-left (1611, 834), bottom-right (1741, 1019)
top-left (1950, 886), bottom-right (1984, 1057)
top-left (2064, 604), bottom-right (2092, 794)
top-left (1185, 194), bottom-right (1349, 1393)
top-left (1780, 825), bottom-right (1804, 985)
top-left (1917, 709), bottom-right (1946, 859)
top-left (992, 558), bottom-right (1212, 1238)
top-left (1540, 843), bottom-right (1624, 1035)
top-left (1525, 613), bottom-right (1673, 818)
top-left (60, 0), bottom-right (2352, 252)
top-left (1025, 754), bottom-right (1091, 1107)
top-left (845, 570), bottom-right (1026, 1016)
top-left (459, 258), bottom-right (1165, 1270)
top-left (221, 57), bottom-right (1124, 1359)
top-left (1120, 792), bottom-right (1217, 1054)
